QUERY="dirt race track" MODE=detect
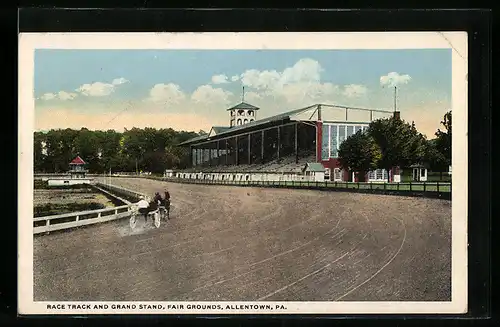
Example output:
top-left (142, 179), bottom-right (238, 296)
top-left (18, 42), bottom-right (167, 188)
top-left (34, 177), bottom-right (451, 302)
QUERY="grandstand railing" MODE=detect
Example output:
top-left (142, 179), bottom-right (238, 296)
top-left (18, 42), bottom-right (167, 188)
top-left (160, 177), bottom-right (452, 200)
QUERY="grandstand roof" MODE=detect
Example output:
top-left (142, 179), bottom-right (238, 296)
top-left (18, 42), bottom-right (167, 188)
top-left (178, 103), bottom-right (394, 146)
top-left (178, 105), bottom-right (316, 146)
top-left (226, 102), bottom-right (260, 111)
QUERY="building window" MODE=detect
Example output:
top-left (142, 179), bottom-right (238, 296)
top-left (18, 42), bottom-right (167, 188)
top-left (346, 125), bottom-right (354, 138)
top-left (338, 125), bottom-right (346, 145)
top-left (321, 124), bottom-right (329, 160)
top-left (334, 168), bottom-right (342, 181)
top-left (421, 168), bottom-right (426, 177)
top-left (248, 110), bottom-right (254, 116)
top-left (238, 110), bottom-right (245, 115)
top-left (244, 119), bottom-right (248, 124)
top-left (237, 119), bottom-right (242, 125)
top-left (250, 119), bottom-right (254, 122)
top-left (330, 125), bottom-right (338, 158)
top-left (231, 110), bottom-right (235, 116)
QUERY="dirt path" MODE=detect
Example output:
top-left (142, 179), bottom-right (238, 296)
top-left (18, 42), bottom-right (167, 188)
top-left (33, 177), bottom-right (451, 302)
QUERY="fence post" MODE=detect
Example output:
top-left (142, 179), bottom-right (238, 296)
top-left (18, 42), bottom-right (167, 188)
top-left (410, 182), bottom-right (412, 191)
top-left (423, 182), bottom-right (426, 192)
top-left (370, 182), bottom-right (372, 190)
top-left (357, 182), bottom-right (360, 190)
top-left (384, 182), bottom-right (386, 190)
top-left (437, 181), bottom-right (440, 193)
top-left (335, 181), bottom-right (337, 188)
top-left (114, 209), bottom-right (118, 215)
top-left (397, 182), bottom-right (400, 191)
top-left (76, 215), bottom-right (79, 222)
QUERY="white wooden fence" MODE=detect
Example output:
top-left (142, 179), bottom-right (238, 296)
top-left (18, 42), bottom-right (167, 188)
top-left (33, 182), bottom-right (146, 235)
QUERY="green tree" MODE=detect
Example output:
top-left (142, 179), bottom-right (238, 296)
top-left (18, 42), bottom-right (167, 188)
top-left (368, 116), bottom-right (427, 181)
top-left (424, 139), bottom-right (449, 180)
top-left (338, 131), bottom-right (381, 182)
top-left (434, 110), bottom-right (452, 166)
top-left (34, 132), bottom-right (47, 172)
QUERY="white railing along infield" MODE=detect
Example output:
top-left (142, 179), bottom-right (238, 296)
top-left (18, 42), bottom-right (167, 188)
top-left (33, 181), bottom-right (146, 235)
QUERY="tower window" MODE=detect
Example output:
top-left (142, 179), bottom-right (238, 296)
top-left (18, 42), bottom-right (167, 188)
top-left (237, 119), bottom-right (242, 125)
top-left (248, 110), bottom-right (254, 116)
top-left (231, 110), bottom-right (235, 116)
top-left (238, 110), bottom-right (245, 115)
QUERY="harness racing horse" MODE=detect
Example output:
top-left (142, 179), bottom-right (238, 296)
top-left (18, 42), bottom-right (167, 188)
top-left (129, 199), bottom-right (163, 229)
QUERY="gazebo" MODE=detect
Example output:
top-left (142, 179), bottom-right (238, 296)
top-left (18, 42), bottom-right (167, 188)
top-left (69, 156), bottom-right (88, 179)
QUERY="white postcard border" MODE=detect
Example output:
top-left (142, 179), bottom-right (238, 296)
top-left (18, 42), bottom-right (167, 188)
top-left (18, 32), bottom-right (468, 315)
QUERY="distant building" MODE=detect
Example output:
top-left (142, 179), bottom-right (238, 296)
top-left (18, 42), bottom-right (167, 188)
top-left (47, 156), bottom-right (92, 186)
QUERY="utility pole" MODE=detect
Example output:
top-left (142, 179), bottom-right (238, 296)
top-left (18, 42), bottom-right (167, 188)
top-left (394, 86), bottom-right (397, 112)
top-left (242, 86), bottom-right (245, 102)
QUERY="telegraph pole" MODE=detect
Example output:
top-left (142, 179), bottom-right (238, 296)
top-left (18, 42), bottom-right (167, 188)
top-left (394, 86), bottom-right (397, 112)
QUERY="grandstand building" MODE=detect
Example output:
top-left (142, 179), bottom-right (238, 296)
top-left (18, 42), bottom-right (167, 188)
top-left (177, 101), bottom-right (399, 183)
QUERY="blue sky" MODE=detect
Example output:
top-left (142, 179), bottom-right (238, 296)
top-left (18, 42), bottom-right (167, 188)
top-left (34, 49), bottom-right (452, 137)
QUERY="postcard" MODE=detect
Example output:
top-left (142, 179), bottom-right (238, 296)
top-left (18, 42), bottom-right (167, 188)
top-left (18, 32), bottom-right (467, 315)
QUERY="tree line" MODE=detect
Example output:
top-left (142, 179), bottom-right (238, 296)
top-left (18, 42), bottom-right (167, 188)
top-left (337, 111), bottom-right (452, 182)
top-left (34, 127), bottom-right (204, 174)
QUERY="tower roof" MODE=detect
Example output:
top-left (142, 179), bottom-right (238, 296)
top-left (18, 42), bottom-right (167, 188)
top-left (226, 102), bottom-right (260, 111)
top-left (69, 156), bottom-right (86, 165)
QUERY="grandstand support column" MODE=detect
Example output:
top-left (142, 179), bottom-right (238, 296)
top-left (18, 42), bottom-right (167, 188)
top-left (208, 143), bottom-right (212, 167)
top-left (277, 126), bottom-right (281, 161)
top-left (248, 133), bottom-right (251, 165)
top-left (225, 140), bottom-right (228, 165)
top-left (316, 121), bottom-right (323, 163)
top-left (295, 123), bottom-right (299, 163)
top-left (235, 136), bottom-right (239, 165)
top-left (216, 141), bottom-right (220, 166)
top-left (261, 130), bottom-right (265, 162)
top-left (189, 145), bottom-right (193, 168)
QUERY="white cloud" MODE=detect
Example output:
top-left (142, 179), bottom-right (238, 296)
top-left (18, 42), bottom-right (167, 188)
top-left (76, 77), bottom-right (129, 97)
top-left (57, 91), bottom-right (78, 100)
top-left (211, 74), bottom-right (229, 84)
top-left (76, 82), bottom-right (116, 96)
top-left (112, 77), bottom-right (129, 85)
top-left (237, 58), bottom-right (343, 104)
top-left (240, 58), bottom-right (323, 92)
top-left (40, 93), bottom-right (56, 100)
top-left (40, 91), bottom-right (77, 101)
top-left (148, 83), bottom-right (186, 104)
top-left (231, 75), bottom-right (240, 82)
top-left (191, 85), bottom-right (233, 106)
top-left (342, 84), bottom-right (368, 98)
top-left (380, 72), bottom-right (412, 88)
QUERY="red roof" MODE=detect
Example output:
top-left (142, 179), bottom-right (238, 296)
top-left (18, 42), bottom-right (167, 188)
top-left (69, 156), bottom-right (86, 165)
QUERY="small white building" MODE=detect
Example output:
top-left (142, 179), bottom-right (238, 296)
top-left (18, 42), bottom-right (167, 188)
top-left (410, 164), bottom-right (428, 182)
top-left (47, 156), bottom-right (92, 186)
top-left (302, 163), bottom-right (326, 182)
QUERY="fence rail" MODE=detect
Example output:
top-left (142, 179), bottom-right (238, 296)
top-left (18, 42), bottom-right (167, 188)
top-left (157, 177), bottom-right (451, 200)
top-left (34, 182), bottom-right (146, 235)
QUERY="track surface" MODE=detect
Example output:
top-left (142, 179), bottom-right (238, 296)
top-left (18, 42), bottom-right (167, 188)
top-left (34, 177), bottom-right (451, 302)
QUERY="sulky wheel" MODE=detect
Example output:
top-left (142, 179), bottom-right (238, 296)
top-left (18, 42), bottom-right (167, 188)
top-left (154, 212), bottom-right (161, 228)
top-left (129, 214), bottom-right (137, 229)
